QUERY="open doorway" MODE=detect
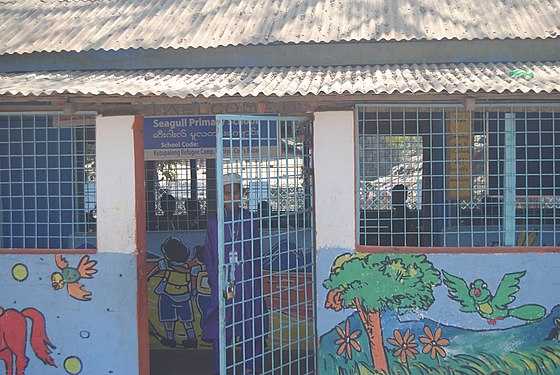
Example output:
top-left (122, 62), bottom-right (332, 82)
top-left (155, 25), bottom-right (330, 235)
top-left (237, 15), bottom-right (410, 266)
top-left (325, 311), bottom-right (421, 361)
top-left (143, 115), bottom-right (316, 374)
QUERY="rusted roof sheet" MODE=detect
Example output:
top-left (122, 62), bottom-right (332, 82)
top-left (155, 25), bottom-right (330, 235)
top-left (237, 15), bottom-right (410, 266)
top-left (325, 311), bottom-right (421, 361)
top-left (0, 62), bottom-right (557, 98)
top-left (1, 0), bottom-right (559, 54)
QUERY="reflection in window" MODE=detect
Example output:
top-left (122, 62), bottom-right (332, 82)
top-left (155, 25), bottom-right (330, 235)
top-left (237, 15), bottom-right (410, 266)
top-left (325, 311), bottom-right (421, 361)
top-left (357, 105), bottom-right (560, 248)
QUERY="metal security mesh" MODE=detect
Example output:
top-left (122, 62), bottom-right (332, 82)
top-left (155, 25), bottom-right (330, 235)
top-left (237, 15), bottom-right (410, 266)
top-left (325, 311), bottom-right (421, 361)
top-left (357, 104), bottom-right (560, 248)
top-left (145, 150), bottom-right (313, 231)
top-left (145, 159), bottom-right (212, 231)
top-left (0, 114), bottom-right (96, 249)
top-left (218, 116), bottom-right (315, 374)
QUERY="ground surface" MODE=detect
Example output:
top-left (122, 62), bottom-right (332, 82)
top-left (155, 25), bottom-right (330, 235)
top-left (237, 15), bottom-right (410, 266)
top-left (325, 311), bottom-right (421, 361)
top-left (150, 349), bottom-right (314, 374)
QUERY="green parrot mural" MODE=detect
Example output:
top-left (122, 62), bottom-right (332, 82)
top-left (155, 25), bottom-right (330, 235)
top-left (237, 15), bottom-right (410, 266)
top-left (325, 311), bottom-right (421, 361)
top-left (442, 270), bottom-right (546, 325)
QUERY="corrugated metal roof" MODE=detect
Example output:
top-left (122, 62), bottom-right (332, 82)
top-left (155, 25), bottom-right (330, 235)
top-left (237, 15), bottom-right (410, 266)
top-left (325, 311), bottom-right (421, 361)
top-left (0, 62), bottom-right (557, 98)
top-left (1, 0), bottom-right (559, 54)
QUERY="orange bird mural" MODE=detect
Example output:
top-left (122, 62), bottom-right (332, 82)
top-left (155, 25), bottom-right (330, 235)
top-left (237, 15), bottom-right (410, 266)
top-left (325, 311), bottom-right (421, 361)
top-left (51, 254), bottom-right (98, 301)
top-left (0, 307), bottom-right (56, 375)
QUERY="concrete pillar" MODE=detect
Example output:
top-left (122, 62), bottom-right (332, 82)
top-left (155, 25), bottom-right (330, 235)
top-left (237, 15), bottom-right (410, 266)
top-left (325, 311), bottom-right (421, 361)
top-left (313, 111), bottom-right (355, 250)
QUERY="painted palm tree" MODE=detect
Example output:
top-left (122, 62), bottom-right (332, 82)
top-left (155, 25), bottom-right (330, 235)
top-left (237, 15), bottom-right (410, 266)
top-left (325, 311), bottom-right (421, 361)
top-left (323, 253), bottom-right (440, 373)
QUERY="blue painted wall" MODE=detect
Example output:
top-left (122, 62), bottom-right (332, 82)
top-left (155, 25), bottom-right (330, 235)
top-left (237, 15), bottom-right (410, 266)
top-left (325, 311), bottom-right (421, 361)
top-left (317, 249), bottom-right (560, 374)
top-left (0, 252), bottom-right (138, 374)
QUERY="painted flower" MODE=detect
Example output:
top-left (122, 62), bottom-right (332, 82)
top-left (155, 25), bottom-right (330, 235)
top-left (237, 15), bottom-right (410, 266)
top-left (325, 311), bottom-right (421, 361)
top-left (334, 319), bottom-right (362, 359)
top-left (419, 326), bottom-right (449, 359)
top-left (386, 328), bottom-right (419, 363)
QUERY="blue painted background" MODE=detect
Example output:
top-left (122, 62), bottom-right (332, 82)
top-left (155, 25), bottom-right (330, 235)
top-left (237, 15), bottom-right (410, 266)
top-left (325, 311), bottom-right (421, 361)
top-left (0, 252), bottom-right (138, 374)
top-left (317, 250), bottom-right (560, 335)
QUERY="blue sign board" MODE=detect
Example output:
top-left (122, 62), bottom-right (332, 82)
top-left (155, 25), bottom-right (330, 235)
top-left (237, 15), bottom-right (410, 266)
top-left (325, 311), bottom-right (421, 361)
top-left (144, 115), bottom-right (278, 160)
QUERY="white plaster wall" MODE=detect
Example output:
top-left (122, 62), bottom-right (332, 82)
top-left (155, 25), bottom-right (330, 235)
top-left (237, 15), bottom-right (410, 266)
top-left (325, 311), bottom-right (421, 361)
top-left (95, 115), bottom-right (138, 253)
top-left (313, 111), bottom-right (355, 249)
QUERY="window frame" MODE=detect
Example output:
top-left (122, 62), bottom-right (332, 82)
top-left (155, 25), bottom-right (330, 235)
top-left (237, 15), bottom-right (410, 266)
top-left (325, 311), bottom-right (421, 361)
top-left (355, 103), bottom-right (560, 254)
top-left (0, 113), bottom-right (98, 253)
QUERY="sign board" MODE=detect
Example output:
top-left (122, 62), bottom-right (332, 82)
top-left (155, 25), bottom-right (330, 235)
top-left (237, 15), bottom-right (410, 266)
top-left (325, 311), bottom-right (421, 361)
top-left (144, 115), bottom-right (278, 160)
top-left (446, 111), bottom-right (472, 200)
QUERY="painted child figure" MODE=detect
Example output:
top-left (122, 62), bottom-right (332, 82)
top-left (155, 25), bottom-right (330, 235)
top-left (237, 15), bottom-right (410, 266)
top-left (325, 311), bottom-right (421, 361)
top-left (190, 245), bottom-right (211, 331)
top-left (149, 236), bottom-right (198, 348)
top-left (202, 173), bottom-right (268, 375)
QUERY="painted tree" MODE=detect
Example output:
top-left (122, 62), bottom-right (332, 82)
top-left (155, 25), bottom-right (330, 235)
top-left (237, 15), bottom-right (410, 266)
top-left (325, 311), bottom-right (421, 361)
top-left (323, 253), bottom-right (441, 373)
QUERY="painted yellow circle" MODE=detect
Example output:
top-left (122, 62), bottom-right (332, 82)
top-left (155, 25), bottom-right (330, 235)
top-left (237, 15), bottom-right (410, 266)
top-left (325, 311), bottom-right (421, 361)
top-left (64, 356), bottom-right (82, 375)
top-left (12, 263), bottom-right (28, 282)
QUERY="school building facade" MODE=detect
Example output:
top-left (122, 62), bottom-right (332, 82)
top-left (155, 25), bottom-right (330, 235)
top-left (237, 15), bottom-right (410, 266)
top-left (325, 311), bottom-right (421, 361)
top-left (1, 1), bottom-right (560, 374)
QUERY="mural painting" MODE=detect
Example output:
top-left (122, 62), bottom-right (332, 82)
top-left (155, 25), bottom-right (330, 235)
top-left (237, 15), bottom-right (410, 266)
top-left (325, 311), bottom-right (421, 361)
top-left (146, 230), bottom-right (314, 351)
top-left (319, 252), bottom-right (560, 375)
top-left (147, 236), bottom-right (199, 349)
top-left (190, 245), bottom-right (211, 333)
top-left (1, 255), bottom-right (98, 375)
top-left (51, 255), bottom-right (98, 301)
top-left (0, 307), bottom-right (56, 375)
top-left (147, 232), bottom-right (209, 350)
top-left (1, 253), bottom-right (138, 375)
top-left (442, 271), bottom-right (545, 325)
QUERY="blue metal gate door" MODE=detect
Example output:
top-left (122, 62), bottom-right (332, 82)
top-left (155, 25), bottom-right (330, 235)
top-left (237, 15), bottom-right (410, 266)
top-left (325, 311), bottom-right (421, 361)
top-left (216, 115), bottom-right (315, 374)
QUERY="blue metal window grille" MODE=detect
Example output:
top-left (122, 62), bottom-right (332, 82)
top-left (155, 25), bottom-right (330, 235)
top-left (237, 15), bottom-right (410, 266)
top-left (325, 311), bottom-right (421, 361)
top-left (145, 159), bottom-right (212, 231)
top-left (356, 104), bottom-right (560, 248)
top-left (145, 145), bottom-right (313, 232)
top-left (0, 114), bottom-right (96, 249)
top-left (217, 115), bottom-right (315, 374)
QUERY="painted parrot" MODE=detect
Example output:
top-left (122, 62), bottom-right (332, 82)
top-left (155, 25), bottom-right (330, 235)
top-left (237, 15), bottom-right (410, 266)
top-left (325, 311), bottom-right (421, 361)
top-left (442, 270), bottom-right (546, 325)
top-left (51, 254), bottom-right (98, 301)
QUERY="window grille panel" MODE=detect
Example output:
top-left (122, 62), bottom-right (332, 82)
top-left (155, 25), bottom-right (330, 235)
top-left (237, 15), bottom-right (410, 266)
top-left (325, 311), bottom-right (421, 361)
top-left (145, 159), bottom-right (213, 231)
top-left (0, 114), bottom-right (96, 249)
top-left (145, 124), bottom-right (313, 232)
top-left (357, 105), bottom-right (560, 248)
